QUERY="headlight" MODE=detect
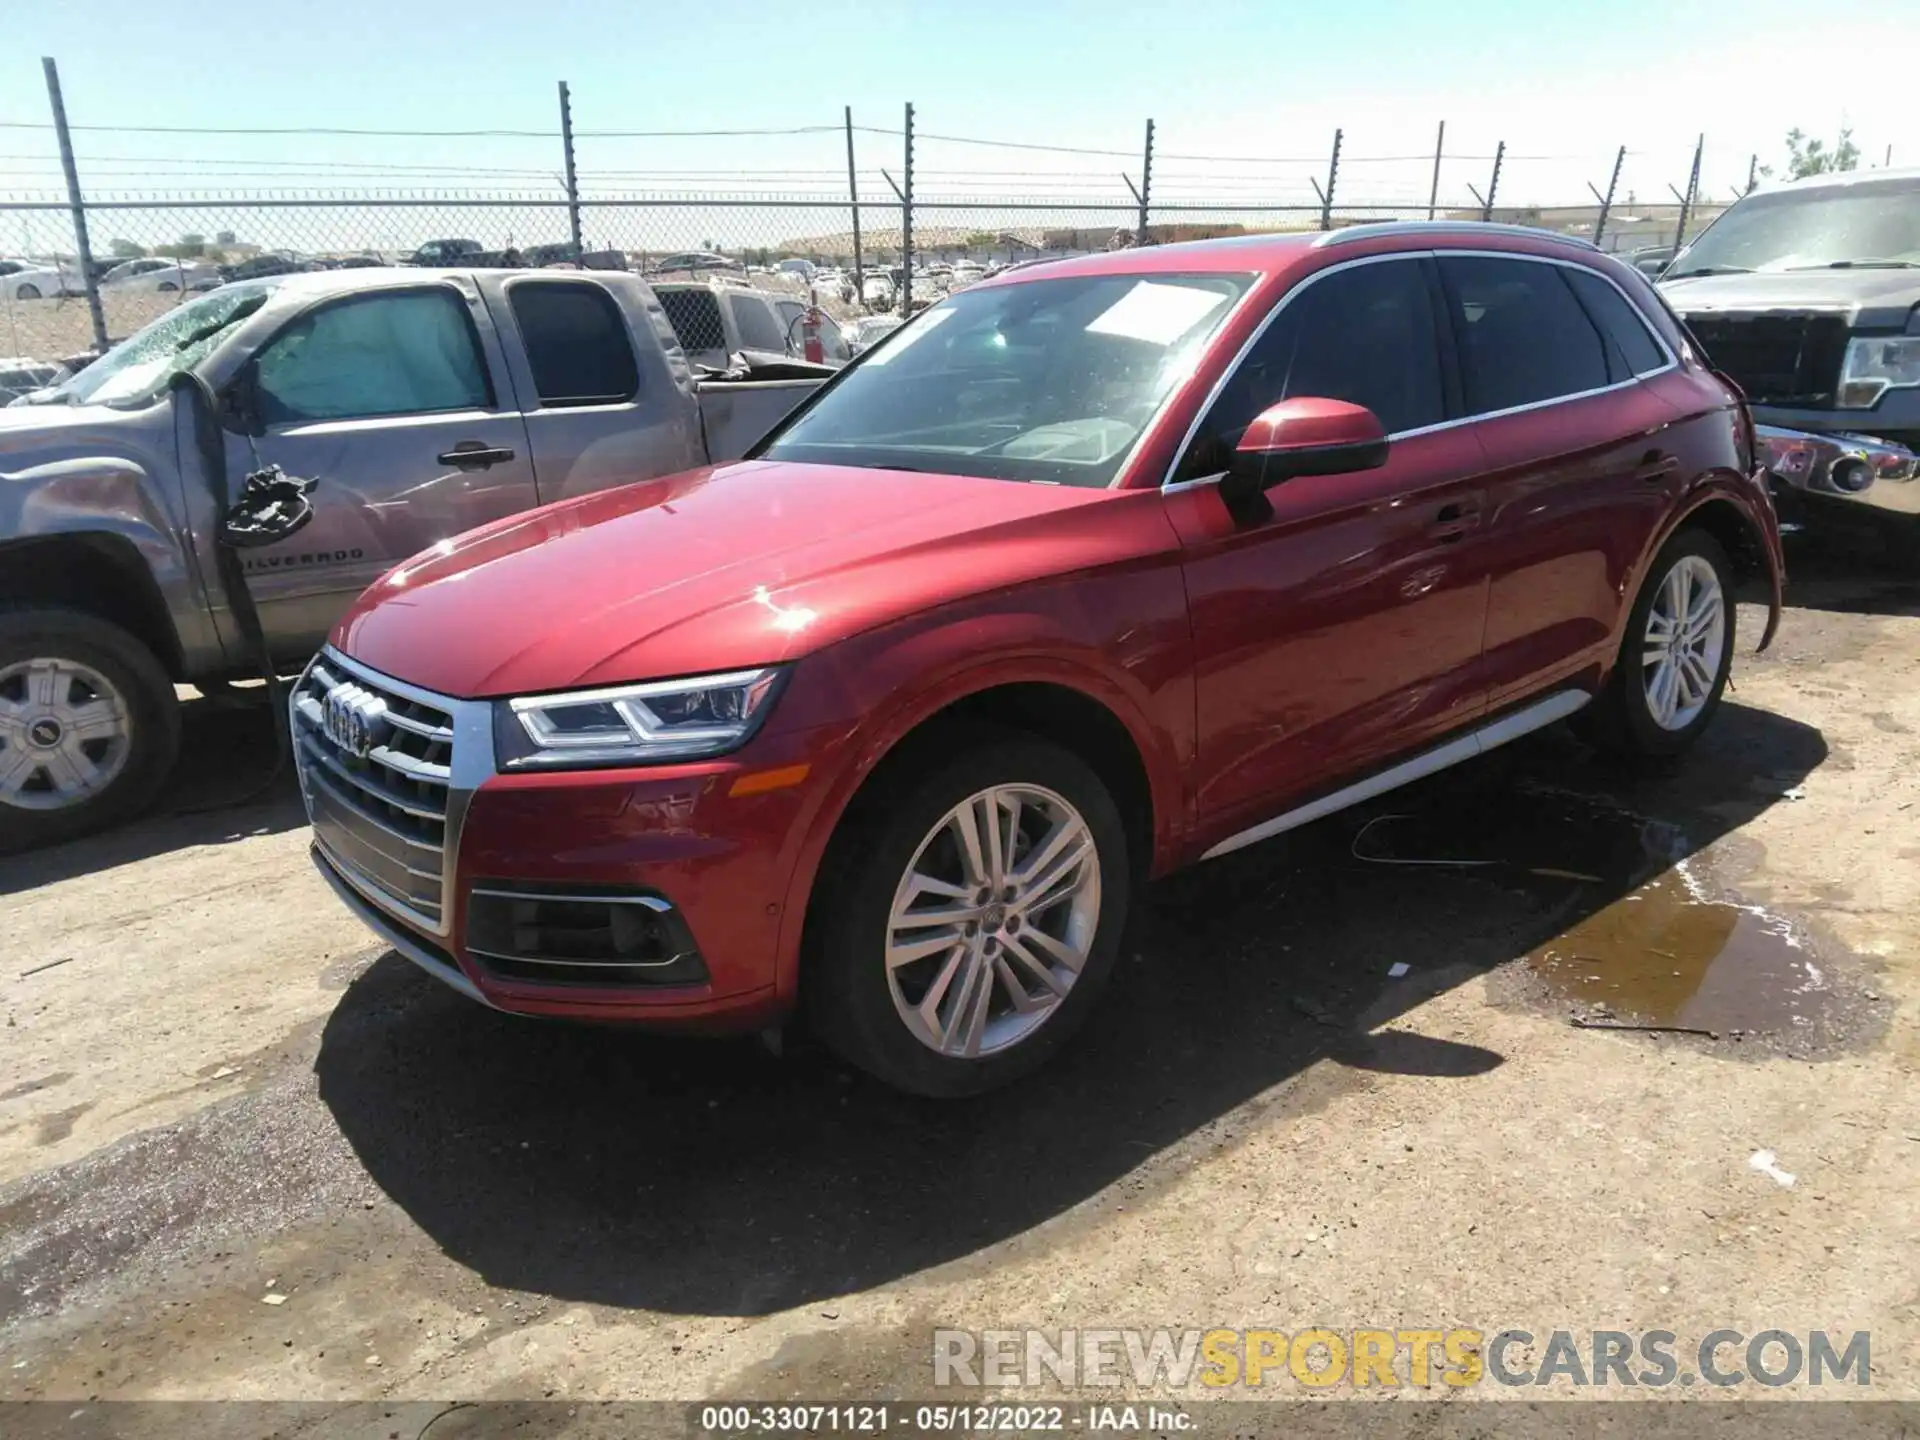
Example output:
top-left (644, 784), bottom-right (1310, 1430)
top-left (1838, 336), bottom-right (1920, 408)
top-left (494, 668), bottom-right (787, 769)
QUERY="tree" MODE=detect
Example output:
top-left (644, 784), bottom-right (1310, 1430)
top-left (1764, 127), bottom-right (1861, 181)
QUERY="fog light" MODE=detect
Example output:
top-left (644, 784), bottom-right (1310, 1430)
top-left (1828, 456), bottom-right (1874, 493)
top-left (465, 884), bottom-right (708, 986)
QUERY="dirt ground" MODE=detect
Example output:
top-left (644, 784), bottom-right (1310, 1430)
top-left (2, 532), bottom-right (1919, 1420)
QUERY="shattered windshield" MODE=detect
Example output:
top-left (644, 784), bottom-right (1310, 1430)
top-left (760, 271), bottom-right (1251, 487)
top-left (47, 283), bottom-right (275, 408)
top-left (1671, 176), bottom-right (1920, 276)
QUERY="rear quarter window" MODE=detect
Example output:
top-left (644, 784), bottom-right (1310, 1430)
top-left (1563, 267), bottom-right (1670, 378)
top-left (507, 279), bottom-right (640, 407)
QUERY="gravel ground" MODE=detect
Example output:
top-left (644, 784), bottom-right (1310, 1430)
top-left (1, 534), bottom-right (1918, 1414)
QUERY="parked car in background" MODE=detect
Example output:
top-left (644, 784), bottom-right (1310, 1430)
top-left (407, 239), bottom-right (486, 266)
top-left (647, 251), bottom-right (742, 275)
top-left (99, 257), bottom-right (222, 293)
top-left (295, 223), bottom-right (1782, 1097)
top-left (0, 358), bottom-right (64, 404)
top-left (0, 267), bottom-right (833, 852)
top-left (1658, 167), bottom-right (1920, 542)
top-left (652, 280), bottom-right (850, 370)
top-left (861, 272), bottom-right (896, 309)
top-left (776, 258), bottom-right (816, 283)
top-left (221, 251), bottom-right (310, 283)
top-left (0, 258), bottom-right (79, 301)
top-left (841, 313), bottom-right (903, 354)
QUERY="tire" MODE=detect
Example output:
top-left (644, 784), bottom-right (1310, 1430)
top-left (15, 282), bottom-right (40, 301)
top-left (0, 608), bottom-right (181, 855)
top-left (806, 732), bottom-right (1131, 1097)
top-left (157, 281), bottom-right (178, 293)
top-left (1582, 528), bottom-right (1736, 761)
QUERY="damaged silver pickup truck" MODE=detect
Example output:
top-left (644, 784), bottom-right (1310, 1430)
top-left (1659, 167), bottom-right (1920, 543)
top-left (0, 267), bottom-right (829, 851)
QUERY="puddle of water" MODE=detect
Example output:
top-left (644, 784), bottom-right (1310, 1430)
top-left (1528, 863), bottom-right (1827, 1033)
top-left (1353, 787), bottom-right (1837, 1038)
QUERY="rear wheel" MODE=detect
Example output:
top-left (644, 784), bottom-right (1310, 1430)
top-left (1582, 529), bottom-right (1735, 760)
top-left (808, 733), bottom-right (1130, 1097)
top-left (0, 609), bottom-right (180, 854)
top-left (15, 282), bottom-right (40, 301)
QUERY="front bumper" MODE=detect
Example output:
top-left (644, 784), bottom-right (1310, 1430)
top-left (1756, 424), bottom-right (1920, 517)
top-left (296, 647), bottom-right (820, 1032)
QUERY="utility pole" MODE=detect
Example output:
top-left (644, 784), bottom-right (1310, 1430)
top-left (557, 81), bottom-right (582, 252)
top-left (1427, 120), bottom-right (1445, 220)
top-left (1310, 128), bottom-right (1343, 231)
top-left (845, 106), bottom-right (863, 297)
top-left (42, 57), bottom-right (106, 352)
top-left (1588, 145), bottom-right (1625, 248)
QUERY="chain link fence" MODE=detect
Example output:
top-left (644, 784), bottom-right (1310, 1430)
top-left (0, 89), bottom-right (1748, 372)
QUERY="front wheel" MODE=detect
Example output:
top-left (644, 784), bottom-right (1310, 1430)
top-left (0, 609), bottom-right (181, 854)
top-left (1582, 528), bottom-right (1736, 760)
top-left (15, 282), bottom-right (40, 300)
top-left (808, 734), bottom-right (1130, 1097)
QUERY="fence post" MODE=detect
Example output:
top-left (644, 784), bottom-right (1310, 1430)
top-left (1670, 134), bottom-right (1703, 252)
top-left (1482, 141), bottom-right (1504, 221)
top-left (557, 81), bottom-right (582, 252)
top-left (1312, 128), bottom-right (1343, 231)
top-left (1588, 145), bottom-right (1625, 248)
top-left (845, 106), bottom-right (864, 298)
top-left (900, 102), bottom-right (914, 317)
top-left (1427, 120), bottom-right (1445, 220)
top-left (1137, 119), bottom-right (1154, 244)
top-left (41, 57), bottom-right (106, 353)
top-left (1746, 153), bottom-right (1758, 195)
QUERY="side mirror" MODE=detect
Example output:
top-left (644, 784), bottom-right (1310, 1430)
top-left (222, 362), bottom-right (265, 437)
top-left (1223, 397), bottom-right (1389, 504)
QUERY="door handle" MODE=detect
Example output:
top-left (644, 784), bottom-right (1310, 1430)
top-left (1431, 500), bottom-right (1482, 542)
top-left (1635, 449), bottom-right (1680, 483)
top-left (438, 442), bottom-right (516, 470)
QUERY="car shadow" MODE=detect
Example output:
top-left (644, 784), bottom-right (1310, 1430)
top-left (0, 689), bottom-right (304, 896)
top-left (313, 700), bottom-right (1825, 1317)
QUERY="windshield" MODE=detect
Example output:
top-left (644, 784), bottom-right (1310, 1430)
top-left (48, 284), bottom-right (273, 407)
top-left (1672, 176), bottom-right (1920, 275)
top-left (760, 271), bottom-right (1251, 487)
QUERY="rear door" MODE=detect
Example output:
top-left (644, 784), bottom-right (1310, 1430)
top-left (221, 280), bottom-right (536, 660)
top-left (490, 275), bottom-right (698, 505)
top-left (1435, 253), bottom-right (1681, 709)
top-left (1167, 255), bottom-right (1497, 850)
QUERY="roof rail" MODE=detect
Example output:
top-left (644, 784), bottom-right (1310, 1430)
top-left (1312, 220), bottom-right (1600, 251)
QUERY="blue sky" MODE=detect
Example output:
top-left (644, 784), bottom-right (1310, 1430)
top-left (2, 1), bottom-right (1914, 231)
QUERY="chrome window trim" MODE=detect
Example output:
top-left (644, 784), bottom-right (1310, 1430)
top-left (1159, 248), bottom-right (1682, 490)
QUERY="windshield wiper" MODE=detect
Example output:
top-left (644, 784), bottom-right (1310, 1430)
top-left (1784, 259), bottom-right (1920, 270)
top-left (1663, 266), bottom-right (1754, 279)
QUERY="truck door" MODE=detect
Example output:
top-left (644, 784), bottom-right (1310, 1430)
top-left (220, 279), bottom-right (536, 662)
top-left (487, 276), bottom-right (697, 505)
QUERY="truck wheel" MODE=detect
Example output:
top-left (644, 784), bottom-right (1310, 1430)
top-left (808, 733), bottom-right (1130, 1097)
top-left (1580, 528), bottom-right (1736, 761)
top-left (0, 609), bottom-right (181, 855)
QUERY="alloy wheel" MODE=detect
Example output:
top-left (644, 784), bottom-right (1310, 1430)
top-left (885, 783), bottom-right (1102, 1058)
top-left (1641, 553), bottom-right (1726, 732)
top-left (0, 657), bottom-right (134, 811)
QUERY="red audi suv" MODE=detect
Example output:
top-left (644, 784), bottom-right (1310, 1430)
top-left (296, 222), bottom-right (1784, 1096)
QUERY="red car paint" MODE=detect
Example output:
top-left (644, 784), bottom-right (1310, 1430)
top-left (322, 227), bottom-right (1784, 1029)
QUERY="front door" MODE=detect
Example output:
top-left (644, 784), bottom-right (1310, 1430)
top-left (1165, 255), bottom-right (1496, 854)
top-left (220, 281), bottom-right (537, 662)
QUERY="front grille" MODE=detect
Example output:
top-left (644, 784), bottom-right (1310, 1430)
top-left (1681, 311), bottom-right (1850, 407)
top-left (291, 655), bottom-right (456, 933)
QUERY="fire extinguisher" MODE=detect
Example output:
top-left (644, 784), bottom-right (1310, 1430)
top-left (802, 303), bottom-right (824, 364)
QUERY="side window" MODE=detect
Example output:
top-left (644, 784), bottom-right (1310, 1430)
top-left (1440, 255), bottom-right (1611, 414)
top-left (254, 289), bottom-right (490, 425)
top-left (1562, 267), bottom-right (1669, 378)
top-left (508, 280), bottom-right (640, 407)
top-left (775, 300), bottom-right (849, 362)
top-left (729, 294), bottom-right (788, 353)
top-left (1185, 258), bottom-right (1444, 476)
top-left (656, 288), bottom-right (726, 355)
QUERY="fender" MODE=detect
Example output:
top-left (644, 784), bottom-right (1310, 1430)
top-left (1617, 468), bottom-right (1785, 662)
top-left (765, 634), bottom-right (1190, 1006)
